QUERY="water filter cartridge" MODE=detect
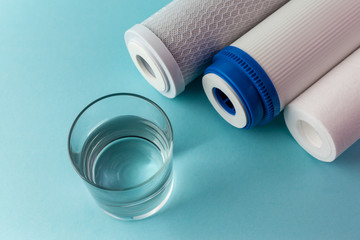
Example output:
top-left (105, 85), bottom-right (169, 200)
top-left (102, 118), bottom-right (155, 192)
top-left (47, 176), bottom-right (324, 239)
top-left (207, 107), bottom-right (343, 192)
top-left (203, 0), bottom-right (360, 128)
top-left (284, 49), bottom-right (360, 162)
top-left (125, 0), bottom-right (288, 98)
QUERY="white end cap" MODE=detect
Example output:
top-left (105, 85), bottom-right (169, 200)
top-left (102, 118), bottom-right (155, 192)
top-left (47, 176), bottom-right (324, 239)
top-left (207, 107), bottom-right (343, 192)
top-left (284, 107), bottom-right (337, 162)
top-left (125, 24), bottom-right (184, 98)
top-left (203, 73), bottom-right (248, 128)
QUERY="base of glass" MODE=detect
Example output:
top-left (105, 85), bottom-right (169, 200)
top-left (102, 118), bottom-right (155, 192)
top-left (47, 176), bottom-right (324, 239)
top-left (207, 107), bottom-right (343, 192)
top-left (102, 179), bottom-right (174, 221)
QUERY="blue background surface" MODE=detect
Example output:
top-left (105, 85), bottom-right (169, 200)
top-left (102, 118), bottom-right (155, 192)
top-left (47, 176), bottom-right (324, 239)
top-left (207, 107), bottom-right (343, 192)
top-left (1, 0), bottom-right (360, 239)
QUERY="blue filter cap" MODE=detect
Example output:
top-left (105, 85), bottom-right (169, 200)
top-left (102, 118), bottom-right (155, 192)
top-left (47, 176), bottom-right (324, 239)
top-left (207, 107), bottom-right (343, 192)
top-left (202, 46), bottom-right (280, 128)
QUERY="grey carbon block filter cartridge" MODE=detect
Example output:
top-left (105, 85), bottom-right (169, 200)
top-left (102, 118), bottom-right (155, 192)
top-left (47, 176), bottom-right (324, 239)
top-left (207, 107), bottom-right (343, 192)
top-left (284, 48), bottom-right (360, 162)
top-left (125, 0), bottom-right (288, 98)
top-left (203, 0), bottom-right (360, 128)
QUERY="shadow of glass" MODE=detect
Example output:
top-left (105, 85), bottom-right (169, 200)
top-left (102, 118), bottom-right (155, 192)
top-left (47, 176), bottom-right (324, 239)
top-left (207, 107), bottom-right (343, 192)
top-left (171, 76), bottom-right (218, 158)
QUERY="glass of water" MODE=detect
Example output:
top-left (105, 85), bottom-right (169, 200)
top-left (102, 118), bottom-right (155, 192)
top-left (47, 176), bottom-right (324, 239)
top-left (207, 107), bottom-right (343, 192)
top-left (68, 93), bottom-right (173, 220)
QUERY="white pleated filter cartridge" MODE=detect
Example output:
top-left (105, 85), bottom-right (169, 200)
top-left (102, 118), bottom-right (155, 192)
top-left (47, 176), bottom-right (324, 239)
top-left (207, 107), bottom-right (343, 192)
top-left (125, 0), bottom-right (288, 98)
top-left (284, 48), bottom-right (360, 162)
top-left (202, 0), bottom-right (360, 128)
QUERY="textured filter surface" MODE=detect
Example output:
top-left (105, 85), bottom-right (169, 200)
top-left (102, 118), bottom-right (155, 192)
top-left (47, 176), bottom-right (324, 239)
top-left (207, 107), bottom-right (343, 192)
top-left (232, 0), bottom-right (360, 108)
top-left (142, 0), bottom-right (288, 85)
top-left (284, 48), bottom-right (360, 162)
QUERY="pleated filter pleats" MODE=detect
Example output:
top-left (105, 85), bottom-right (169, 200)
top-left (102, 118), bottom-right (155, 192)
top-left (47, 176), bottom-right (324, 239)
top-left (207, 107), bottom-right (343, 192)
top-left (233, 0), bottom-right (360, 108)
top-left (203, 0), bottom-right (360, 128)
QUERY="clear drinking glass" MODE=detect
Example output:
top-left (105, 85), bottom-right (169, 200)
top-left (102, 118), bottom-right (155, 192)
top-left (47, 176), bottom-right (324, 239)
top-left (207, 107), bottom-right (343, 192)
top-left (68, 93), bottom-right (173, 220)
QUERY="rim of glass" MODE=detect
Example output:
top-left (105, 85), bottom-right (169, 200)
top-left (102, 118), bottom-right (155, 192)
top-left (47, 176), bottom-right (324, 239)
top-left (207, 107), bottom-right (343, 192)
top-left (67, 93), bottom-right (173, 191)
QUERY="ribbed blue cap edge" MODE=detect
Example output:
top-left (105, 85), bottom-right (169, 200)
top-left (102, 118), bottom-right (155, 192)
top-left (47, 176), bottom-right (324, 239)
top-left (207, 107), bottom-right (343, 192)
top-left (204, 46), bottom-right (280, 128)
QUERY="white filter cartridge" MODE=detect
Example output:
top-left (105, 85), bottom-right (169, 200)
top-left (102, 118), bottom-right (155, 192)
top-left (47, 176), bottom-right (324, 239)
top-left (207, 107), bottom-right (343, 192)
top-left (284, 48), bottom-right (360, 162)
top-left (203, 0), bottom-right (360, 128)
top-left (125, 0), bottom-right (288, 98)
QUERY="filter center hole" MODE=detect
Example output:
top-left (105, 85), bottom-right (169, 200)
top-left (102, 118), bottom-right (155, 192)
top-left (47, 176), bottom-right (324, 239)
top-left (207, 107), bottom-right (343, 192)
top-left (213, 88), bottom-right (236, 115)
top-left (136, 55), bottom-right (155, 78)
top-left (298, 120), bottom-right (323, 148)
